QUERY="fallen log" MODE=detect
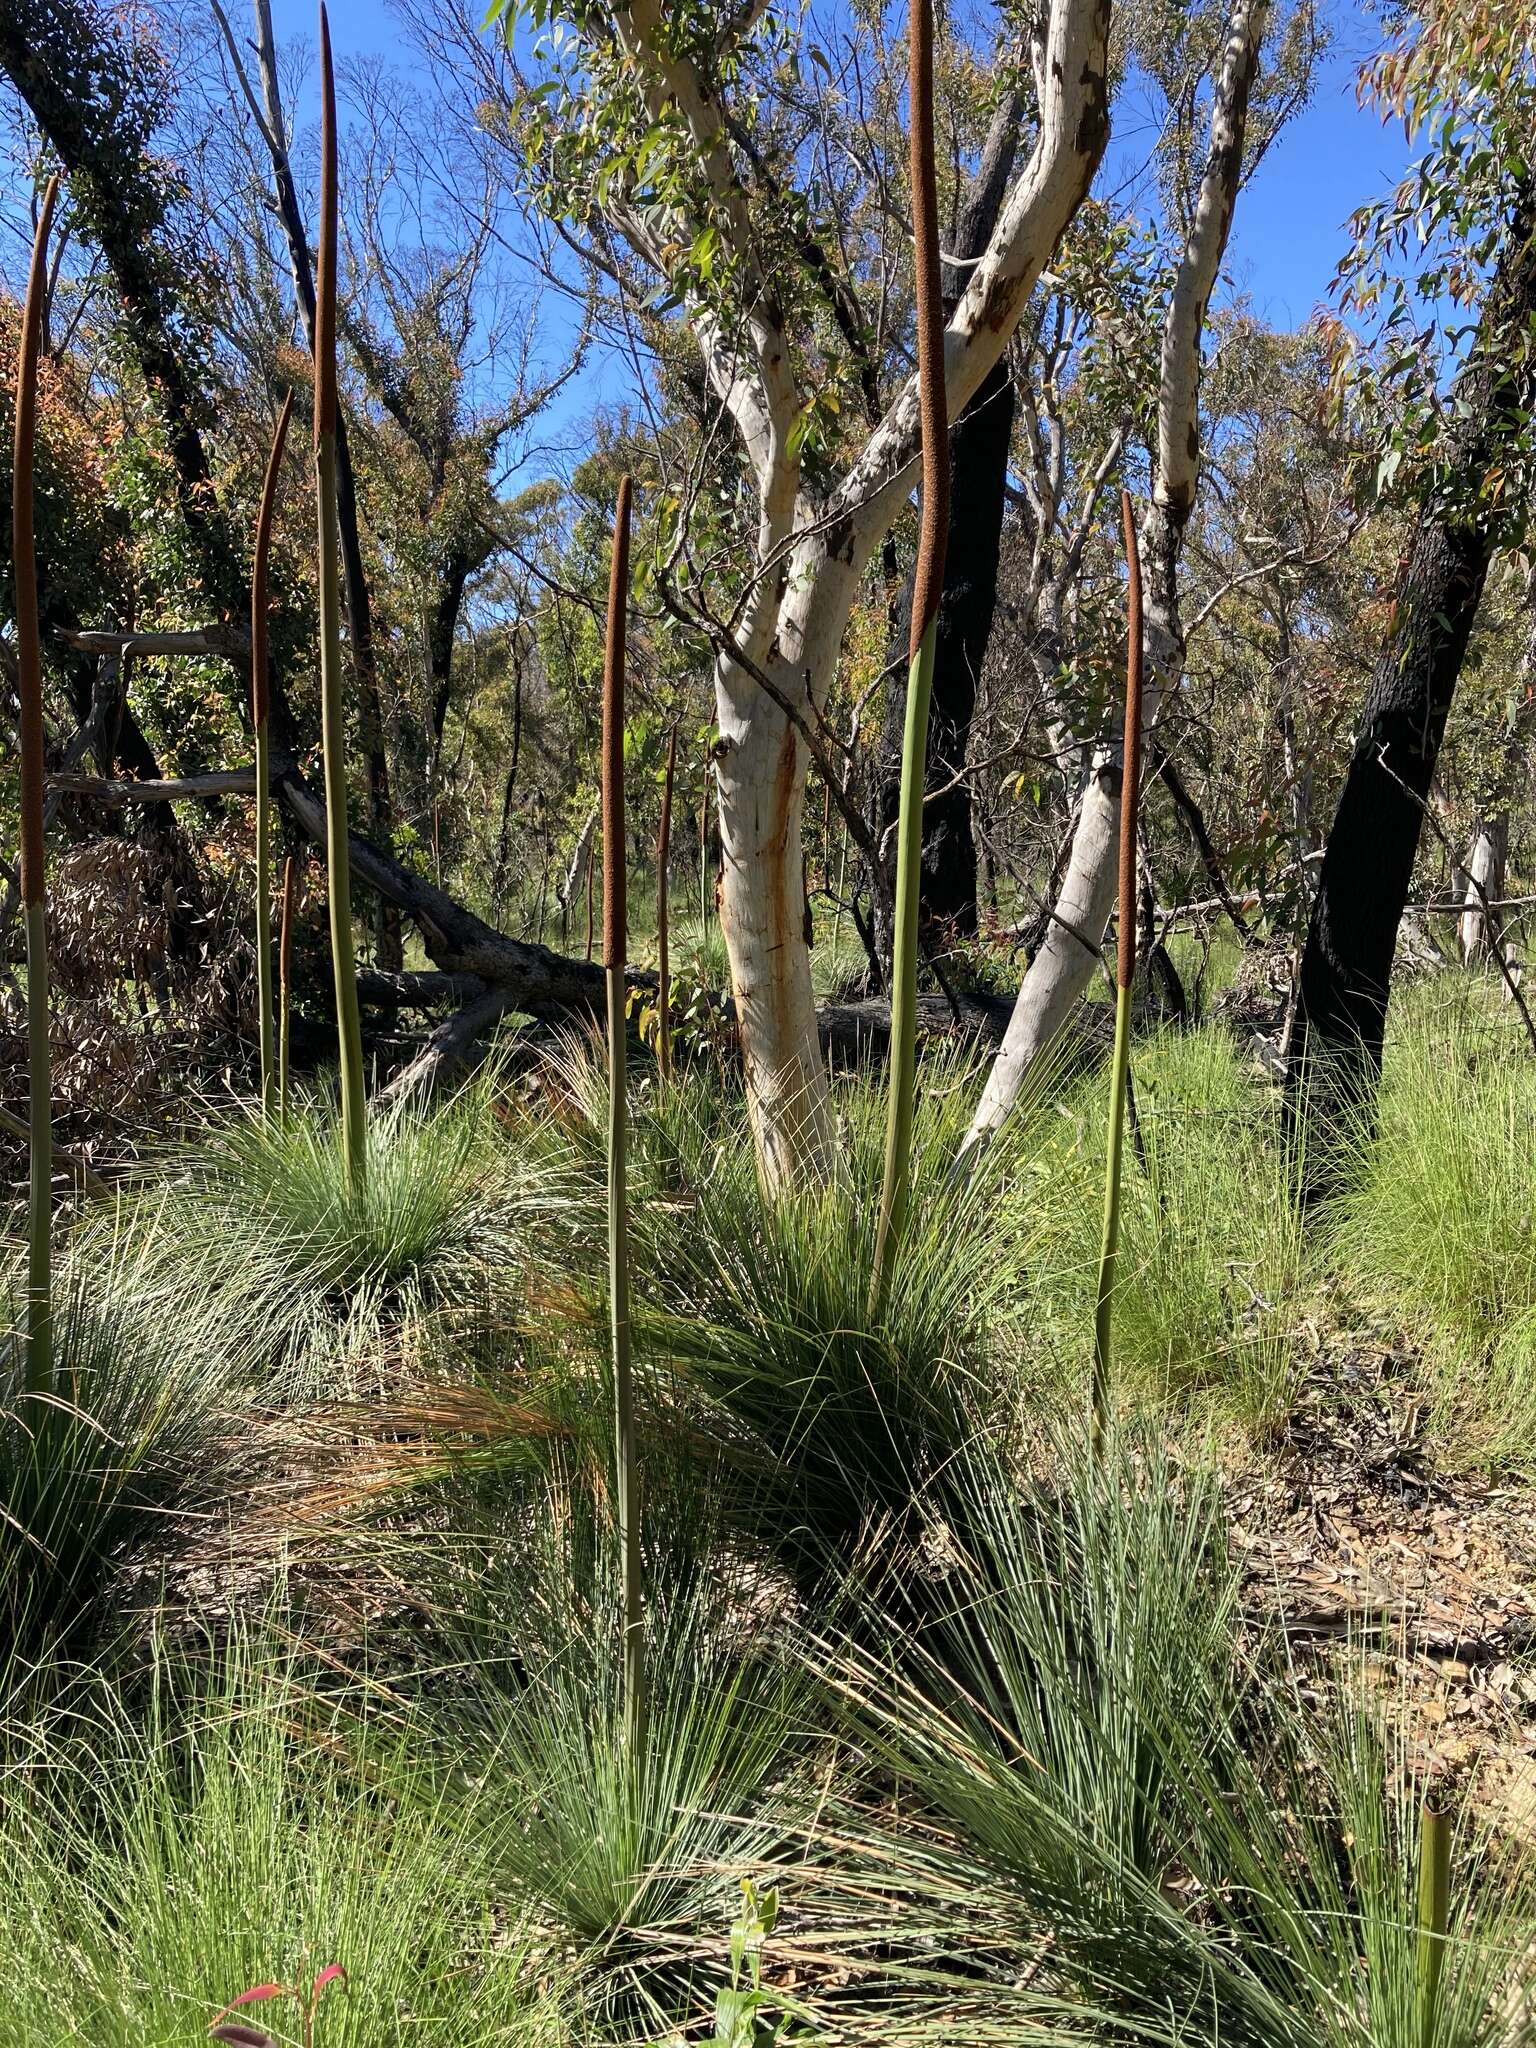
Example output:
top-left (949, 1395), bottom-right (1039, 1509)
top-left (356, 968), bottom-right (484, 1010)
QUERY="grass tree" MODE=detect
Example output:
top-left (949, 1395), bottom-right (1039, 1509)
top-left (870, 0), bottom-right (950, 1310)
top-left (654, 724), bottom-right (676, 1080)
top-left (1090, 491), bottom-right (1145, 1445)
top-left (251, 388), bottom-right (294, 1118)
top-left (603, 476), bottom-right (644, 1747)
top-left (278, 851), bottom-right (297, 1118)
top-left (12, 174), bottom-right (59, 1397)
top-left (314, 2), bottom-right (367, 1189)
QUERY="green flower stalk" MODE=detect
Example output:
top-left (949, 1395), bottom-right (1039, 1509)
top-left (1090, 488), bottom-right (1146, 1449)
top-left (13, 174), bottom-right (59, 1398)
top-left (655, 723), bottom-right (677, 1080)
top-left (1417, 1792), bottom-right (1451, 2048)
top-left (871, 0), bottom-right (950, 1311)
top-left (278, 851), bottom-right (297, 1120)
top-left (603, 474), bottom-right (644, 1749)
top-left (252, 387), bottom-right (294, 1119)
top-left (314, 3), bottom-right (366, 1191)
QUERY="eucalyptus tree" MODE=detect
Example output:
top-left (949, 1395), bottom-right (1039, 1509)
top-left (1285, 0), bottom-right (1536, 1184)
top-left (486, 0), bottom-right (1114, 1191)
top-left (962, 0), bottom-right (1276, 1159)
top-left (1458, 564), bottom-right (1536, 966)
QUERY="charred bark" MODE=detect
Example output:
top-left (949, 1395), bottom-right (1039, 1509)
top-left (870, 91), bottom-right (1024, 972)
top-left (1284, 193), bottom-right (1536, 1191)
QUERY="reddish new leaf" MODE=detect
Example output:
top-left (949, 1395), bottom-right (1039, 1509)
top-left (217, 1985), bottom-right (287, 2010)
top-left (311, 1964), bottom-right (347, 1998)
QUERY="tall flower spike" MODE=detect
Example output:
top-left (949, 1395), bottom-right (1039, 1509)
top-left (603, 476), bottom-right (644, 1748)
top-left (314, 2), bottom-right (367, 1189)
top-left (1090, 488), bottom-right (1145, 1450)
top-left (13, 174), bottom-right (60, 1397)
top-left (871, 0), bottom-right (951, 1309)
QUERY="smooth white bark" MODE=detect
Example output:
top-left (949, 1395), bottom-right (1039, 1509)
top-left (1459, 815), bottom-right (1509, 964)
top-left (613, 0), bottom-right (1114, 1188)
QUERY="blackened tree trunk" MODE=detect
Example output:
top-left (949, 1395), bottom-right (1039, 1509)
top-left (870, 90), bottom-right (1024, 974)
top-left (1285, 193), bottom-right (1536, 1191)
top-left (873, 356), bottom-right (1013, 962)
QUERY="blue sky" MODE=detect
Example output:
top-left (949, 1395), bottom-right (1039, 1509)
top-left (268, 0), bottom-right (1417, 385)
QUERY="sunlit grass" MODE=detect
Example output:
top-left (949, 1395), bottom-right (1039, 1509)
top-left (134, 1076), bottom-right (563, 1389)
top-left (1018, 1023), bottom-right (1311, 1437)
top-left (0, 1223), bottom-right (243, 1659)
top-left (1327, 978), bottom-right (1536, 1466)
top-left (0, 1624), bottom-right (571, 2048)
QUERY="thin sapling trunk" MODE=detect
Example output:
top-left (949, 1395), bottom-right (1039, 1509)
top-left (655, 724), bottom-right (676, 1079)
top-left (315, 3), bottom-right (366, 1189)
top-left (252, 387), bottom-right (294, 1117)
top-left (13, 174), bottom-right (59, 1397)
top-left (604, 476), bottom-right (644, 1749)
top-left (1091, 490), bottom-right (1145, 1449)
top-left (871, 0), bottom-right (951, 1309)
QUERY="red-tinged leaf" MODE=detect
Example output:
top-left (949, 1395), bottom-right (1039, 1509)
top-left (311, 1964), bottom-right (347, 1998)
top-left (225, 1986), bottom-right (288, 2008)
top-left (210, 2026), bottom-right (279, 2048)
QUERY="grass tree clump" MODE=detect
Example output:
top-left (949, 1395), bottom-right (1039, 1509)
top-left (827, 1428), bottom-right (1242, 1965)
top-left (1090, 488), bottom-right (1145, 1446)
top-left (824, 1439), bottom-right (1535, 2048)
top-left (0, 1228), bottom-right (240, 1657)
top-left (401, 1469), bottom-right (807, 2016)
top-left (142, 1081), bottom-right (546, 1388)
top-left (251, 387), bottom-right (294, 1119)
top-left (871, 0), bottom-right (950, 1309)
top-left (603, 474), bottom-right (645, 1748)
top-left (314, 2), bottom-right (367, 1192)
top-left (13, 174), bottom-right (59, 1397)
top-left (606, 1048), bottom-right (1050, 1583)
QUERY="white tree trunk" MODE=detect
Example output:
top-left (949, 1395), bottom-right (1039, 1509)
top-left (693, 0), bottom-right (1112, 1189)
top-left (1459, 813), bottom-right (1510, 964)
top-left (960, 0), bottom-right (1268, 1161)
top-left (559, 805), bottom-right (598, 918)
top-left (967, 746), bottom-right (1120, 1131)
top-left (714, 647), bottom-right (838, 1186)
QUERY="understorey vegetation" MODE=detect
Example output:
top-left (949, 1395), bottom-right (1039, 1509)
top-left (4, 0), bottom-right (1536, 2040)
